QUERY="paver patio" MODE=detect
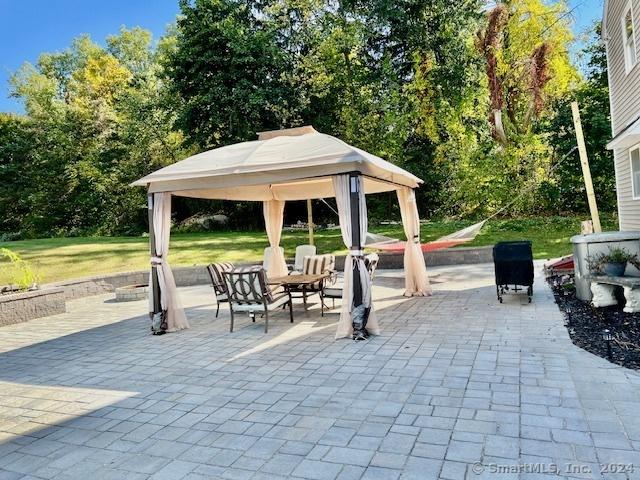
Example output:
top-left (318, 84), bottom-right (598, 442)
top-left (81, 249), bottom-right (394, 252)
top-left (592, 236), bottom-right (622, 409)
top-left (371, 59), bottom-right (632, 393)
top-left (2, 263), bottom-right (640, 480)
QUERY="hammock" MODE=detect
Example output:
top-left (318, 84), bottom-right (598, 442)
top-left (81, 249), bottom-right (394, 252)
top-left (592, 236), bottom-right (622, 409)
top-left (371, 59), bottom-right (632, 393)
top-left (319, 197), bottom-right (487, 253)
top-left (351, 144), bottom-right (580, 254)
top-left (369, 220), bottom-right (486, 253)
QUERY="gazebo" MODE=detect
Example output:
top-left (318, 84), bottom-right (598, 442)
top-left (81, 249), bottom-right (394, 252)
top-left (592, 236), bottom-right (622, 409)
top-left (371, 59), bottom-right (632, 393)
top-left (132, 126), bottom-right (431, 340)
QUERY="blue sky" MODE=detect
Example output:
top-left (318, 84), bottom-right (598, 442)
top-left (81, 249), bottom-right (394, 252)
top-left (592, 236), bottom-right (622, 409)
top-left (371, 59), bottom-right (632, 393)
top-left (0, 0), bottom-right (604, 113)
top-left (0, 0), bottom-right (179, 112)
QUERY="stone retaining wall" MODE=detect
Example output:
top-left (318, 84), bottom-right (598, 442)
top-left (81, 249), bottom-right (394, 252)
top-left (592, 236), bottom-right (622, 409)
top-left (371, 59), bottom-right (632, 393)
top-left (43, 246), bottom-right (494, 301)
top-left (45, 264), bottom-right (246, 300)
top-left (115, 285), bottom-right (150, 302)
top-left (1, 246), bottom-right (493, 327)
top-left (333, 246), bottom-right (493, 269)
top-left (426, 245), bottom-right (494, 266)
top-left (0, 287), bottom-right (66, 326)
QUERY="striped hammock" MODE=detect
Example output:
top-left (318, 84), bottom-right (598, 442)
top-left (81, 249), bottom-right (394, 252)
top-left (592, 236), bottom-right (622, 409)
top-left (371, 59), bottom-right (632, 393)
top-left (368, 220), bottom-right (486, 253)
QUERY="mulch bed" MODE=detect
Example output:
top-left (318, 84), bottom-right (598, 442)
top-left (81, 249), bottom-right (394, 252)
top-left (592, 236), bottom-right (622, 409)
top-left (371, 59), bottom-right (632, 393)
top-left (548, 276), bottom-right (640, 370)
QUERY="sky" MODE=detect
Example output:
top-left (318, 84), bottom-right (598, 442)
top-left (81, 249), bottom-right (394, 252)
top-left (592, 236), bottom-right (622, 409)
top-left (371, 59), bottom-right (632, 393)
top-left (0, 0), bottom-right (605, 114)
top-left (0, 0), bottom-right (180, 112)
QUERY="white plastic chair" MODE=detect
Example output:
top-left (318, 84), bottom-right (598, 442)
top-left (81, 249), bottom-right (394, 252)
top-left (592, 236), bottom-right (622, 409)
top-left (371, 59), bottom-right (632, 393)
top-left (263, 246), bottom-right (285, 273)
top-left (290, 245), bottom-right (317, 274)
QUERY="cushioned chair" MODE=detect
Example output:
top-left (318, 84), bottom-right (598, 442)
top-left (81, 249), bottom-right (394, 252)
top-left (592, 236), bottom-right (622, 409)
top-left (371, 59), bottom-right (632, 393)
top-left (289, 245), bottom-right (317, 274)
top-left (288, 254), bottom-right (336, 311)
top-left (223, 267), bottom-right (293, 333)
top-left (263, 246), bottom-right (285, 274)
top-left (206, 262), bottom-right (234, 318)
top-left (321, 253), bottom-right (379, 315)
top-left (365, 253), bottom-right (379, 280)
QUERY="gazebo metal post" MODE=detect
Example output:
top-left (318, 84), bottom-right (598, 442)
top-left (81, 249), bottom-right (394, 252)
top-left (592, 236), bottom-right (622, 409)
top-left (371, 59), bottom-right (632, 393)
top-left (148, 193), bottom-right (161, 321)
top-left (349, 173), bottom-right (369, 339)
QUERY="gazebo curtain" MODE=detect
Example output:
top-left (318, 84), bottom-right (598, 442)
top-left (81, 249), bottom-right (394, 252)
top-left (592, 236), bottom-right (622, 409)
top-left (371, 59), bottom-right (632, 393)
top-left (263, 200), bottom-right (288, 278)
top-left (333, 174), bottom-right (380, 339)
top-left (397, 187), bottom-right (432, 297)
top-left (146, 180), bottom-right (430, 336)
top-left (149, 193), bottom-right (189, 331)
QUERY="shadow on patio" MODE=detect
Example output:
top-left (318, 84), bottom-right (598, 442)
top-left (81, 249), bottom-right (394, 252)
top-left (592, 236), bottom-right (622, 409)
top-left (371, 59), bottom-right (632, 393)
top-left (0, 265), bottom-right (548, 479)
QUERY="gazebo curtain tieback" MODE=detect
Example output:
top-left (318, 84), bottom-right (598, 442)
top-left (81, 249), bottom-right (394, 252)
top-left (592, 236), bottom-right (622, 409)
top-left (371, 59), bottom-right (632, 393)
top-left (151, 256), bottom-right (163, 266)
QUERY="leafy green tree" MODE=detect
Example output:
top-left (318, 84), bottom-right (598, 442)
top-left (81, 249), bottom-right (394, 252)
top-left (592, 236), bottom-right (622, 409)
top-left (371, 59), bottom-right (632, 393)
top-left (544, 23), bottom-right (616, 214)
top-left (7, 28), bottom-right (186, 236)
top-left (449, 0), bottom-right (580, 217)
top-left (165, 0), bottom-right (300, 149)
top-left (0, 114), bottom-right (41, 237)
top-left (1, 1), bottom-right (618, 240)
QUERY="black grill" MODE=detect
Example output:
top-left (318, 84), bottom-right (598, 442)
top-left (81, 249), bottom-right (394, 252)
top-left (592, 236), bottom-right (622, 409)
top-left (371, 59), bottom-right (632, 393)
top-left (493, 241), bottom-right (534, 303)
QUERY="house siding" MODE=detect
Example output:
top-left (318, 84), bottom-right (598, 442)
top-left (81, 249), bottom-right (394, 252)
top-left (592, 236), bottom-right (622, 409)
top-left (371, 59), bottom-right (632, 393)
top-left (606, 0), bottom-right (640, 229)
top-left (607, 0), bottom-right (640, 134)
top-left (613, 147), bottom-right (640, 229)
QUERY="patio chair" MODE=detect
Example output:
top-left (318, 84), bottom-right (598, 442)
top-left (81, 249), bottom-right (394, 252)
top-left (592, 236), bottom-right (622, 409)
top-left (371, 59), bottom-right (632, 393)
top-left (365, 253), bottom-right (379, 279)
top-left (289, 245), bottom-right (317, 274)
top-left (223, 267), bottom-right (293, 333)
top-left (321, 253), bottom-right (379, 315)
top-left (206, 262), bottom-right (234, 318)
top-left (263, 246), bottom-right (285, 273)
top-left (288, 254), bottom-right (336, 311)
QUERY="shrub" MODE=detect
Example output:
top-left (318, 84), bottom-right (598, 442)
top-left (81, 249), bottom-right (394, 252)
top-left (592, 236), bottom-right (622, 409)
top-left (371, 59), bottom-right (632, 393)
top-left (0, 248), bottom-right (40, 291)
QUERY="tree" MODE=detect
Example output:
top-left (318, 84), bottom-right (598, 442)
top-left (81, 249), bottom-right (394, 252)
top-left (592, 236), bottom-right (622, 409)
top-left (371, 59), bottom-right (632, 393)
top-left (0, 114), bottom-right (40, 237)
top-left (448, 0), bottom-right (580, 217)
top-left (285, 0), bottom-right (486, 214)
top-left (7, 28), bottom-right (186, 236)
top-left (477, 0), bottom-right (578, 142)
top-left (2, 1), bottom-right (616, 240)
top-left (164, 0), bottom-right (301, 149)
top-left (544, 23), bottom-right (616, 214)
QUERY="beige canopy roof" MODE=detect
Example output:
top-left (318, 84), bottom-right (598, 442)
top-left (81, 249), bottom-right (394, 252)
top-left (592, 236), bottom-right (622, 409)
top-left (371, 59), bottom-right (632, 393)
top-left (132, 126), bottom-right (422, 201)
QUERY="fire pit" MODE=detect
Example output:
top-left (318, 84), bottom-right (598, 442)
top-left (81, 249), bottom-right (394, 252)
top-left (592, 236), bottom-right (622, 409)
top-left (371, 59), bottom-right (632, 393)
top-left (114, 284), bottom-right (149, 302)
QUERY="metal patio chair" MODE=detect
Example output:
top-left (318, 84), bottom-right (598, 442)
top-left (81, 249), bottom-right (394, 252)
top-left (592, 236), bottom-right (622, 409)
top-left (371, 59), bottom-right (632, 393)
top-left (289, 244), bottom-right (317, 274)
top-left (206, 262), bottom-right (234, 318)
top-left (321, 253), bottom-right (379, 315)
top-left (223, 267), bottom-right (293, 333)
top-left (288, 254), bottom-right (336, 312)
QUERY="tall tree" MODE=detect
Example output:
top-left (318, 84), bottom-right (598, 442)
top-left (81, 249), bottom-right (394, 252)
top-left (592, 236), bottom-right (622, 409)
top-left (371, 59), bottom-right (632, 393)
top-left (7, 28), bottom-right (185, 236)
top-left (544, 23), bottom-right (616, 214)
top-left (448, 0), bottom-right (580, 216)
top-left (477, 0), bottom-right (577, 143)
top-left (165, 0), bottom-right (301, 149)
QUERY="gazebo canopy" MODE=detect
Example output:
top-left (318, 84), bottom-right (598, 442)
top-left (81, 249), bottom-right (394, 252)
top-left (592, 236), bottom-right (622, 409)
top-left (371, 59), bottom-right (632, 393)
top-left (133, 126), bottom-right (431, 340)
top-left (132, 126), bottom-right (422, 200)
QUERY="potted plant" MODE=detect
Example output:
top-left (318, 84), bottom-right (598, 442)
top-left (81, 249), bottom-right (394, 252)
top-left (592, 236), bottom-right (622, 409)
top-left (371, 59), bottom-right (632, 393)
top-left (587, 247), bottom-right (639, 277)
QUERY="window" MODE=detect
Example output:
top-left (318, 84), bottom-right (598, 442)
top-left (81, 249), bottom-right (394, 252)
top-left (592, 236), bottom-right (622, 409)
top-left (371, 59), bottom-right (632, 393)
top-left (631, 147), bottom-right (640, 199)
top-left (623, 3), bottom-right (637, 72)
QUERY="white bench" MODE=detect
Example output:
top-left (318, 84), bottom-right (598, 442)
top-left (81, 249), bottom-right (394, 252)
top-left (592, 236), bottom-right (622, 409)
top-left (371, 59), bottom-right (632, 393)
top-left (590, 275), bottom-right (640, 313)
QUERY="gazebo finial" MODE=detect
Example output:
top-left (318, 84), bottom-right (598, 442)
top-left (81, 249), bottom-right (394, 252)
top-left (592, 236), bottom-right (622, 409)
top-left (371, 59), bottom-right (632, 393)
top-left (257, 125), bottom-right (317, 140)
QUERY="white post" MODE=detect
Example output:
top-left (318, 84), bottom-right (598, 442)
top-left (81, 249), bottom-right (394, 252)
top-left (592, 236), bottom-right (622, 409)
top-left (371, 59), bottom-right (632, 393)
top-left (307, 199), bottom-right (314, 246)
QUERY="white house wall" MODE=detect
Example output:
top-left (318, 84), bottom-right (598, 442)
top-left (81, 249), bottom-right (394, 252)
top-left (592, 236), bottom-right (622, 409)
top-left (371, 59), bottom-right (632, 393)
top-left (606, 0), bottom-right (640, 229)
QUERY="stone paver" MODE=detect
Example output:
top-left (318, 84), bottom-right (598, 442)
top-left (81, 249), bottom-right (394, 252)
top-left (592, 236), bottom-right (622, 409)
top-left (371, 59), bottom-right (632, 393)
top-left (2, 263), bottom-right (640, 479)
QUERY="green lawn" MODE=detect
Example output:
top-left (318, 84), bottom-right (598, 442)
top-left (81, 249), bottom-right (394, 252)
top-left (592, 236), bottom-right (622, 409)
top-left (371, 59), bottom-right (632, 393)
top-left (0, 214), bottom-right (618, 285)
